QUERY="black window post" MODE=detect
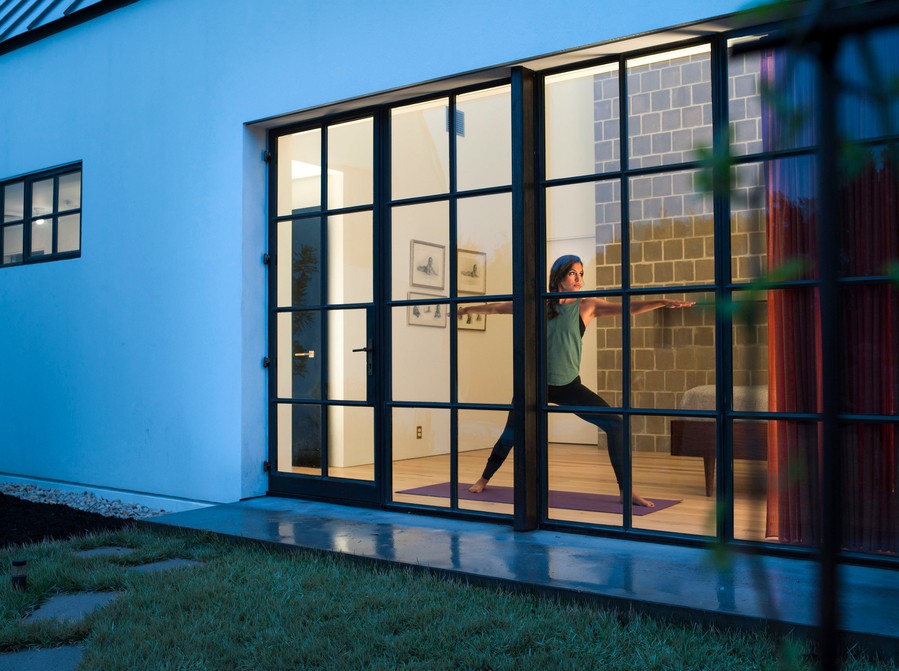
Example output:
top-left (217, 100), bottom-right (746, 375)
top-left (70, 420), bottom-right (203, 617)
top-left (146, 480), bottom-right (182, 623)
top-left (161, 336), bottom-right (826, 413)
top-left (511, 66), bottom-right (538, 531)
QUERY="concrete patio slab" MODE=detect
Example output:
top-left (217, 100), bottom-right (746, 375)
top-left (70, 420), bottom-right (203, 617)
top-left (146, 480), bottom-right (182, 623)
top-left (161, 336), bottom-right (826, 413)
top-left (24, 592), bottom-right (123, 624)
top-left (146, 496), bottom-right (899, 659)
top-left (0, 645), bottom-right (83, 671)
top-left (74, 546), bottom-right (136, 559)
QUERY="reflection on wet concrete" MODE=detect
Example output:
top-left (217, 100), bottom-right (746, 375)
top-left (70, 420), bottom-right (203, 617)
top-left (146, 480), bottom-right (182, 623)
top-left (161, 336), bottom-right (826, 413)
top-left (147, 496), bottom-right (898, 653)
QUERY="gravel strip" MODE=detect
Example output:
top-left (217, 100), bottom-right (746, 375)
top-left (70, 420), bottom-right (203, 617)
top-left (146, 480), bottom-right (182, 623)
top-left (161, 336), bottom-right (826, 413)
top-left (0, 483), bottom-right (168, 520)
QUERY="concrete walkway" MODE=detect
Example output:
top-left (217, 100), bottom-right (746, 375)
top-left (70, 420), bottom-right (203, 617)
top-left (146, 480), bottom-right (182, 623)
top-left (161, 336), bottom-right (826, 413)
top-left (146, 496), bottom-right (898, 659)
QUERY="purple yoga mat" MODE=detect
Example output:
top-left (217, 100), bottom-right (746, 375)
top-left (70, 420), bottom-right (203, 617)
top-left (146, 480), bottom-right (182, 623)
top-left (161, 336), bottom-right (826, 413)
top-left (397, 483), bottom-right (681, 515)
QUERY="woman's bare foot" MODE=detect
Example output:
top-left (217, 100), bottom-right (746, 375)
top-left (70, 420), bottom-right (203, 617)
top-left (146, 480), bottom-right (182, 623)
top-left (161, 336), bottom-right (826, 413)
top-left (468, 478), bottom-right (489, 493)
top-left (620, 490), bottom-right (655, 508)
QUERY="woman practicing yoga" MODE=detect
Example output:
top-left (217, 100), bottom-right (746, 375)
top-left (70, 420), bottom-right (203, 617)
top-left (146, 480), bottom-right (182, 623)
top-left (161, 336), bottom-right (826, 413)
top-left (458, 254), bottom-right (694, 507)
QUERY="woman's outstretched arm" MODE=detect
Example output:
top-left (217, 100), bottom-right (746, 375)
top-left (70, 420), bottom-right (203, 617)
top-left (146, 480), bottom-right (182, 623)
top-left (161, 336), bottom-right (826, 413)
top-left (582, 297), bottom-right (696, 321)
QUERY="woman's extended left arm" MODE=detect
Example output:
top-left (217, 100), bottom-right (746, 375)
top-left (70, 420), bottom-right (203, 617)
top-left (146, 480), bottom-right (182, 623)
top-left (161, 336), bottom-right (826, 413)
top-left (581, 297), bottom-right (695, 323)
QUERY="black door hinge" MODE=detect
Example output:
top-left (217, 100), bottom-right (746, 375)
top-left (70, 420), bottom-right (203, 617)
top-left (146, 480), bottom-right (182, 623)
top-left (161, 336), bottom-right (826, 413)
top-left (263, 460), bottom-right (270, 472)
top-left (262, 356), bottom-right (270, 368)
top-left (262, 150), bottom-right (271, 163)
top-left (263, 253), bottom-right (271, 265)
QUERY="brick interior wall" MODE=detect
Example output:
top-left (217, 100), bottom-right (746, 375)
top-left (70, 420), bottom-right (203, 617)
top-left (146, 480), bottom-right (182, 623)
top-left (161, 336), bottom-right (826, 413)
top-left (590, 50), bottom-right (769, 453)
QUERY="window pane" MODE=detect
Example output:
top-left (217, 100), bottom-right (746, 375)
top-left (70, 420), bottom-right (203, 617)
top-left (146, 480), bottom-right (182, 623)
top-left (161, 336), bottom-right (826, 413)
top-left (841, 423), bottom-right (896, 554)
top-left (631, 291), bottom-right (714, 410)
top-left (457, 193), bottom-right (512, 296)
top-left (457, 408), bottom-right (513, 515)
top-left (31, 178), bottom-right (54, 217)
top-left (391, 98), bottom-right (449, 200)
top-left (839, 145), bottom-right (897, 278)
top-left (57, 213), bottom-right (80, 253)
top-left (731, 293), bottom-right (768, 390)
top-left (327, 211), bottom-right (372, 304)
top-left (276, 217), bottom-right (321, 308)
top-left (277, 129), bottom-right (321, 216)
top-left (327, 406), bottom-right (374, 481)
top-left (2, 224), bottom-right (23, 263)
top-left (732, 419), bottom-right (770, 542)
top-left (4, 182), bottom-right (23, 222)
top-left (839, 25), bottom-right (899, 141)
top-left (391, 201), bottom-right (448, 301)
top-left (628, 45), bottom-right (711, 169)
top-left (765, 287), bottom-right (821, 414)
top-left (546, 410), bottom-right (623, 527)
top-left (58, 171), bottom-right (81, 211)
top-left (730, 161), bottom-right (767, 283)
top-left (456, 85), bottom-right (511, 191)
top-left (30, 218), bottom-right (52, 256)
top-left (391, 407), bottom-right (451, 506)
top-left (546, 180), bottom-right (622, 290)
top-left (276, 403), bottom-right (321, 475)
top-left (633, 413), bottom-right (716, 537)
top-left (327, 309), bottom-right (368, 402)
top-left (763, 420), bottom-right (822, 549)
top-left (391, 300), bottom-right (449, 402)
top-left (842, 285), bottom-right (898, 416)
top-left (629, 169), bottom-right (713, 288)
top-left (546, 63), bottom-right (620, 178)
top-left (276, 311), bottom-right (322, 400)
top-left (327, 118), bottom-right (373, 209)
top-left (728, 38), bottom-right (816, 156)
top-left (458, 301), bottom-right (512, 404)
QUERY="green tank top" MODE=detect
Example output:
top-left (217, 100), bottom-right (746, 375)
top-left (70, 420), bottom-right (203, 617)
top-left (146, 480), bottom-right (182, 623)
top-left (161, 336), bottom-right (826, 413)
top-left (546, 298), bottom-right (582, 386)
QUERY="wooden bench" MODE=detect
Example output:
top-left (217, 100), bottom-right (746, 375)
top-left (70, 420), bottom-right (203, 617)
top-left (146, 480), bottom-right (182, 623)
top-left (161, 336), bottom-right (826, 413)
top-left (670, 419), bottom-right (767, 496)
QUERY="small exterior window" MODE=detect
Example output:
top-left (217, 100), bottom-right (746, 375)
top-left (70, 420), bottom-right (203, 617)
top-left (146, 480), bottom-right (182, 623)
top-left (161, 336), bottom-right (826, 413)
top-left (1, 164), bottom-right (82, 266)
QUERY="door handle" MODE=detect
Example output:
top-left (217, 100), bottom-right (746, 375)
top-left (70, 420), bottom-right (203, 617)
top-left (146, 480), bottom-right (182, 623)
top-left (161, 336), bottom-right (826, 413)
top-left (352, 340), bottom-right (374, 376)
top-left (294, 350), bottom-right (315, 358)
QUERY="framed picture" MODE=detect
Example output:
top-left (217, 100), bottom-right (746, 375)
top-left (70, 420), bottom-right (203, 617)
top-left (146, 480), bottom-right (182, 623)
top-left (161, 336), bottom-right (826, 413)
top-left (457, 248), bottom-right (486, 294)
top-left (457, 309), bottom-right (486, 331)
top-left (410, 239), bottom-right (445, 290)
top-left (407, 292), bottom-right (447, 328)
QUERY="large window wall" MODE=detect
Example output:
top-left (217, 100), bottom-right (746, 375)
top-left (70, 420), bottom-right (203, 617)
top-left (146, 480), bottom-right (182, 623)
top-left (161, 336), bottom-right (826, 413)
top-left (535, 30), bottom-right (896, 556)
top-left (268, 22), bottom-right (897, 561)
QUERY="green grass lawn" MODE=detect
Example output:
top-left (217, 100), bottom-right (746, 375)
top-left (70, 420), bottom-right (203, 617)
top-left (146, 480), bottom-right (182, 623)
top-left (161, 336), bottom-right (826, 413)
top-left (1, 526), bottom-right (895, 671)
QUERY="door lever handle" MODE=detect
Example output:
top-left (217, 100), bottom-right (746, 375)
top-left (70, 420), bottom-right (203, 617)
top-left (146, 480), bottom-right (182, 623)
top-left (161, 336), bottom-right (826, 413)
top-left (294, 350), bottom-right (315, 358)
top-left (352, 345), bottom-right (374, 353)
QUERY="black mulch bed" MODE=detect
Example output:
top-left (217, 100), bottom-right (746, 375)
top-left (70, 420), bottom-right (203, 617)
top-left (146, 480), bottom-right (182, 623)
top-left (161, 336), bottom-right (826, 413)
top-left (1, 493), bottom-right (134, 549)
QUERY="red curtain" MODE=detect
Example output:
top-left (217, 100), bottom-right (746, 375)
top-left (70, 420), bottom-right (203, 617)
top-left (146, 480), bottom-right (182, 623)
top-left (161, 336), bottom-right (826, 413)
top-left (763, 50), bottom-right (897, 553)
top-left (839, 155), bottom-right (898, 553)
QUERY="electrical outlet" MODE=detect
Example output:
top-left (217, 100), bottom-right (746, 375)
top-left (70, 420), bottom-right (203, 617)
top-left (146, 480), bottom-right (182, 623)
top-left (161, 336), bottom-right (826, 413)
top-left (416, 426), bottom-right (422, 439)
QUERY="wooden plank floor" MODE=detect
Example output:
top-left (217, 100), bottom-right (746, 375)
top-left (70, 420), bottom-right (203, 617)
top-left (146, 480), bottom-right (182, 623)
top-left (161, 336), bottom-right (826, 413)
top-left (313, 445), bottom-right (770, 541)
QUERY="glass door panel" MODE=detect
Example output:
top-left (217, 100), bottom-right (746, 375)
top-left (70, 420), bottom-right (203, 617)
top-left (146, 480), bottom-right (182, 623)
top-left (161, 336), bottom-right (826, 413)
top-left (271, 116), bottom-right (377, 495)
top-left (391, 407), bottom-right (451, 506)
top-left (277, 129), bottom-right (322, 216)
top-left (328, 212), bottom-right (373, 304)
top-left (327, 118), bottom-right (374, 208)
top-left (276, 216), bottom-right (321, 308)
top-left (275, 311), bottom-right (322, 400)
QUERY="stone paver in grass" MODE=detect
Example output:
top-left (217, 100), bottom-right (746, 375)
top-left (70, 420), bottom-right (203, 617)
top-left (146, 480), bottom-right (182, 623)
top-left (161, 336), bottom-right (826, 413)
top-left (127, 558), bottom-right (204, 573)
top-left (74, 546), bottom-right (136, 559)
top-left (0, 645), bottom-right (84, 671)
top-left (24, 592), bottom-right (124, 624)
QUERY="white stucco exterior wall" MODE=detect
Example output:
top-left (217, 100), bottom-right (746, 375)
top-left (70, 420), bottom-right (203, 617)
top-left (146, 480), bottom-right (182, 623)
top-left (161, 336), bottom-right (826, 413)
top-left (0, 0), bottom-right (744, 510)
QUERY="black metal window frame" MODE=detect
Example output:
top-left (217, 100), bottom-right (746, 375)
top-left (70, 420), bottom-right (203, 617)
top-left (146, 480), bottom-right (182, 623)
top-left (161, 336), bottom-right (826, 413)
top-left (264, 17), bottom-right (899, 568)
top-left (0, 162), bottom-right (82, 268)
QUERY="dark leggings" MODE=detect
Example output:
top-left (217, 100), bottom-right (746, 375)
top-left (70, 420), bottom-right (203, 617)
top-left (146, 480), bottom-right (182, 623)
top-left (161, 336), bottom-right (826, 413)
top-left (479, 377), bottom-right (624, 486)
